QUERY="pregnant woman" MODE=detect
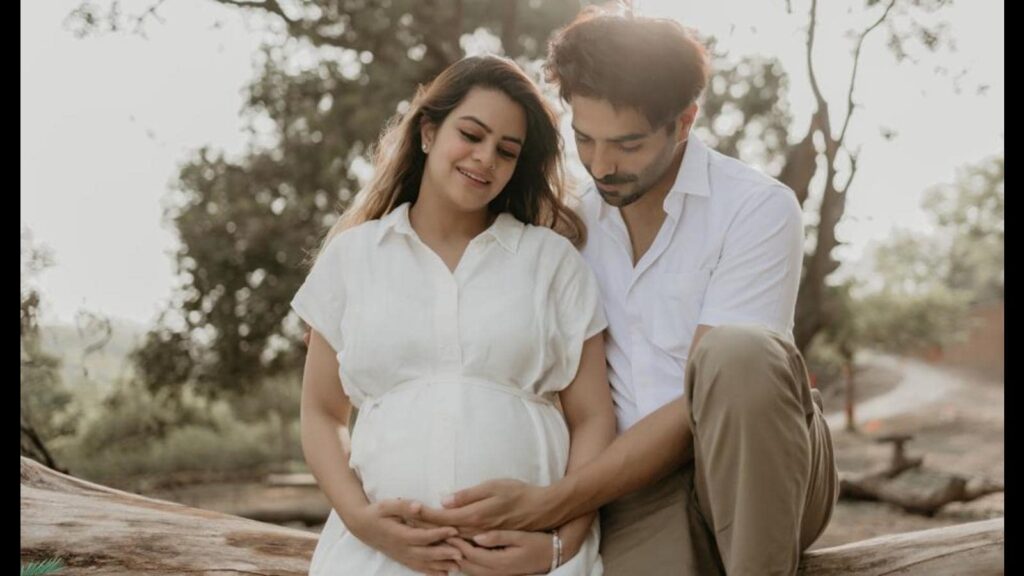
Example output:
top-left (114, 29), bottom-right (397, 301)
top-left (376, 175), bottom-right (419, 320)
top-left (291, 55), bottom-right (616, 576)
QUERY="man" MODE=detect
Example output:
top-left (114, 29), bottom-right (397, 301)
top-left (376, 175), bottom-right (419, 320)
top-left (420, 6), bottom-right (839, 575)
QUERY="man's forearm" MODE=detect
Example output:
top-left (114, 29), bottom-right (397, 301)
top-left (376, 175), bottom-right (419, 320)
top-left (545, 396), bottom-right (694, 528)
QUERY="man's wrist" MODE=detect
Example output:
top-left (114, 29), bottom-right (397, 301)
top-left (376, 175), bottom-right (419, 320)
top-left (542, 477), bottom-right (576, 529)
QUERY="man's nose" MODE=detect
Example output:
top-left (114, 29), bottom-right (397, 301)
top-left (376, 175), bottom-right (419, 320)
top-left (590, 144), bottom-right (616, 180)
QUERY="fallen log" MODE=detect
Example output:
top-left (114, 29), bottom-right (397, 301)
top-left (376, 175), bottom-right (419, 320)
top-left (21, 457), bottom-right (316, 575)
top-left (798, 518), bottom-right (1004, 575)
top-left (839, 434), bottom-right (1003, 516)
top-left (21, 458), bottom-right (1003, 575)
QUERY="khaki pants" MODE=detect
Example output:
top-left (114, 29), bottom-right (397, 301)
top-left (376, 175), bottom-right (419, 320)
top-left (600, 326), bottom-right (839, 576)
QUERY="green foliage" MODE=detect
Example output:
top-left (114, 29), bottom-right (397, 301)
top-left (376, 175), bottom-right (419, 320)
top-left (21, 558), bottom-right (65, 576)
top-left (855, 286), bottom-right (971, 353)
top-left (63, 0), bottom-right (960, 397)
top-left (813, 155), bottom-right (1002, 359)
top-left (73, 380), bottom-right (218, 456)
top-left (21, 230), bottom-right (78, 469)
top-left (63, 376), bottom-right (304, 484)
top-left (921, 155), bottom-right (1004, 302)
top-left (65, 419), bottom-right (291, 483)
top-left (695, 52), bottom-right (792, 174)
top-left (127, 0), bottom-right (578, 399)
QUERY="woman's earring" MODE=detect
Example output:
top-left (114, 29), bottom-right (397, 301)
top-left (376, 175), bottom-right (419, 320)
top-left (422, 143), bottom-right (429, 153)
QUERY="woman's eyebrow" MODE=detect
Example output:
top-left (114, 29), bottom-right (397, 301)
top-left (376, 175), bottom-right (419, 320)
top-left (459, 115), bottom-right (524, 146)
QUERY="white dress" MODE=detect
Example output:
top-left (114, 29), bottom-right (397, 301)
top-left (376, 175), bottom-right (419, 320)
top-left (291, 202), bottom-right (606, 576)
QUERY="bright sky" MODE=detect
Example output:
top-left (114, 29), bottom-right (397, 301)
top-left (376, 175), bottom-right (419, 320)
top-left (21, 0), bottom-right (1003, 326)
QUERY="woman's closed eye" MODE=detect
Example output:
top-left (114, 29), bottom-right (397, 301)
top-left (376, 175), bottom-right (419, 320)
top-left (460, 130), bottom-right (483, 143)
top-left (460, 130), bottom-right (518, 160)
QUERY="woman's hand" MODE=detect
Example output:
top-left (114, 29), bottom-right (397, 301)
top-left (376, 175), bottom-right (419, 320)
top-left (447, 530), bottom-right (553, 576)
top-left (349, 499), bottom-right (464, 576)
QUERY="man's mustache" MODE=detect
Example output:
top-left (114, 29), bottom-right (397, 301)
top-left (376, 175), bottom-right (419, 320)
top-left (593, 174), bottom-right (638, 186)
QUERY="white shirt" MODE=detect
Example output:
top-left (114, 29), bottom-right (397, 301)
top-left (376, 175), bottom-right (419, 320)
top-left (578, 135), bottom-right (804, 433)
top-left (291, 203), bottom-right (605, 575)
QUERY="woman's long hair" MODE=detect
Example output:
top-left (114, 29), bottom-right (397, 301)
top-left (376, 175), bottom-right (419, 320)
top-left (317, 54), bottom-right (585, 257)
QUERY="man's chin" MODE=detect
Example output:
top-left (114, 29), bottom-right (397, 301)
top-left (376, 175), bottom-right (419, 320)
top-left (597, 187), bottom-right (644, 208)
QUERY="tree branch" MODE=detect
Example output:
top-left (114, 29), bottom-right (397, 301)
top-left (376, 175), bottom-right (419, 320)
top-left (805, 0), bottom-right (827, 115)
top-left (839, 148), bottom-right (860, 194)
top-left (215, 0), bottom-right (293, 22)
top-left (837, 0), bottom-right (896, 147)
top-left (20, 418), bottom-right (63, 474)
top-left (131, 0), bottom-right (168, 35)
top-left (211, 0), bottom-right (367, 50)
top-left (501, 0), bottom-right (519, 58)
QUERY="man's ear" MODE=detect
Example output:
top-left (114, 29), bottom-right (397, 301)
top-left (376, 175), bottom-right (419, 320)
top-left (675, 103), bottom-right (699, 143)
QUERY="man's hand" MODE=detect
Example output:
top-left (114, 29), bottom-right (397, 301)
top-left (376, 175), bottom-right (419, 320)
top-left (417, 479), bottom-right (557, 533)
top-left (348, 499), bottom-right (463, 576)
top-left (447, 530), bottom-right (553, 576)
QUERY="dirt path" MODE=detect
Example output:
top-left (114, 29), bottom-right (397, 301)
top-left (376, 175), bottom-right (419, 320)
top-left (811, 356), bottom-right (1004, 549)
top-left (823, 352), bottom-right (962, 430)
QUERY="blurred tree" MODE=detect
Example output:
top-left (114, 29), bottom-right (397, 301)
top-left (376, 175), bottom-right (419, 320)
top-left (21, 230), bottom-right (75, 473)
top-left (648, 0), bottom-right (958, 352)
top-left (98, 0), bottom-right (580, 398)
top-left (778, 0), bottom-right (956, 351)
top-left (695, 52), bottom-right (793, 177)
top-left (810, 154), bottom-right (1002, 376)
top-left (921, 155), bottom-right (1003, 303)
top-left (65, 0), bottom-right (957, 398)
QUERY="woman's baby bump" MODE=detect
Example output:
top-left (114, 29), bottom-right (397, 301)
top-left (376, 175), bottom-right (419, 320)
top-left (348, 379), bottom-right (569, 508)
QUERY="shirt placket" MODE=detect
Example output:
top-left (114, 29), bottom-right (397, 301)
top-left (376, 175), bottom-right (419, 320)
top-left (433, 252), bottom-right (467, 501)
top-left (626, 286), bottom-right (649, 421)
top-left (624, 206), bottom-right (684, 423)
top-left (436, 273), bottom-right (462, 374)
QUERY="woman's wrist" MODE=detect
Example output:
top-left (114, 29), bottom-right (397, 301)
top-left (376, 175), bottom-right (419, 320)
top-left (554, 513), bottom-right (592, 564)
top-left (545, 528), bottom-right (560, 572)
top-left (339, 501), bottom-right (373, 540)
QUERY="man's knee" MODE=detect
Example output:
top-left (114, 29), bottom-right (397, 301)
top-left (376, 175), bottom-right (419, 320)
top-left (692, 325), bottom-right (788, 374)
top-left (688, 325), bottom-right (796, 411)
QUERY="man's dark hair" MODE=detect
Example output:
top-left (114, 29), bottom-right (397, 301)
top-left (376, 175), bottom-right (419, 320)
top-left (545, 4), bottom-right (710, 129)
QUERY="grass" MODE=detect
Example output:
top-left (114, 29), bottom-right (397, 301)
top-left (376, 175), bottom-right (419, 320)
top-left (21, 558), bottom-right (65, 576)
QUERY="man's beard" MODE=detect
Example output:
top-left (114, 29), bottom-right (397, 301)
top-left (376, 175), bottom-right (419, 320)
top-left (591, 142), bottom-right (679, 208)
top-left (595, 177), bottom-right (644, 207)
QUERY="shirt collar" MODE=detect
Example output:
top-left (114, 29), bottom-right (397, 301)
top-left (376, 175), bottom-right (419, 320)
top-left (376, 202), bottom-right (416, 242)
top-left (376, 202), bottom-right (525, 253)
top-left (662, 134), bottom-right (711, 219)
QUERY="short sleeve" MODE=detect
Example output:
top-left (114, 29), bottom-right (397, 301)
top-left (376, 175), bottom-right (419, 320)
top-left (291, 234), bottom-right (348, 353)
top-left (556, 244), bottom-right (608, 344)
top-left (697, 185), bottom-right (803, 338)
top-left (542, 240), bottom-right (607, 393)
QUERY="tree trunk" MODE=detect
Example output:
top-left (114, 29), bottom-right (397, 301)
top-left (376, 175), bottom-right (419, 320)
top-left (843, 361), bottom-right (856, 432)
top-left (21, 457), bottom-right (316, 575)
top-left (777, 121), bottom-right (819, 208)
top-left (21, 458), bottom-right (1003, 575)
top-left (799, 518), bottom-right (1003, 575)
top-left (841, 467), bottom-right (1004, 517)
top-left (500, 0), bottom-right (519, 58)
